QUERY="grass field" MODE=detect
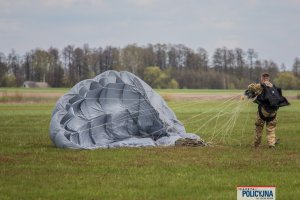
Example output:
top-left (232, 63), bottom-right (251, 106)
top-left (0, 89), bottom-right (299, 200)
top-left (1, 87), bottom-right (300, 95)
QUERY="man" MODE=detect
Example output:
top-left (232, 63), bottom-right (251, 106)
top-left (244, 73), bottom-right (290, 148)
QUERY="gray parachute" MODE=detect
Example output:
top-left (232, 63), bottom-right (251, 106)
top-left (50, 70), bottom-right (200, 149)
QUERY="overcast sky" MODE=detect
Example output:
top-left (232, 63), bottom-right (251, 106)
top-left (1, 0), bottom-right (299, 68)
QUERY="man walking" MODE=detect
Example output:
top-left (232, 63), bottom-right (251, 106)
top-left (244, 73), bottom-right (289, 148)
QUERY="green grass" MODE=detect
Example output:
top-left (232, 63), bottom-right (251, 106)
top-left (158, 89), bottom-right (300, 96)
top-left (0, 93), bottom-right (299, 199)
top-left (0, 87), bottom-right (69, 93)
top-left (1, 88), bottom-right (298, 104)
top-left (1, 87), bottom-right (299, 95)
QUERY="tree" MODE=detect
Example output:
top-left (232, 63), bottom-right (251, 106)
top-left (247, 49), bottom-right (258, 81)
top-left (30, 49), bottom-right (50, 82)
top-left (280, 63), bottom-right (286, 72)
top-left (62, 45), bottom-right (74, 71)
top-left (71, 47), bottom-right (89, 82)
top-left (46, 48), bottom-right (64, 87)
top-left (274, 72), bottom-right (299, 89)
top-left (0, 44), bottom-right (287, 89)
top-left (95, 47), bottom-right (105, 74)
top-left (197, 48), bottom-right (209, 71)
top-left (293, 57), bottom-right (300, 78)
top-left (143, 66), bottom-right (178, 89)
top-left (23, 52), bottom-right (33, 81)
top-left (89, 48), bottom-right (100, 76)
top-left (234, 48), bottom-right (246, 77)
top-left (142, 44), bottom-right (156, 67)
top-left (221, 47), bottom-right (229, 73)
top-left (121, 44), bottom-right (143, 75)
top-left (102, 46), bottom-right (120, 71)
top-left (252, 60), bottom-right (263, 82)
top-left (7, 50), bottom-right (23, 86)
top-left (154, 44), bottom-right (167, 69)
top-left (0, 52), bottom-right (7, 86)
top-left (213, 48), bottom-right (223, 72)
top-left (263, 60), bottom-right (279, 78)
top-left (213, 47), bottom-right (233, 89)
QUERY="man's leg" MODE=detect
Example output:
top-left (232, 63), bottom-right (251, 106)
top-left (254, 112), bottom-right (265, 147)
top-left (266, 117), bottom-right (277, 147)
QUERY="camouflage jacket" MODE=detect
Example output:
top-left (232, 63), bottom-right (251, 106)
top-left (247, 81), bottom-right (277, 115)
top-left (247, 81), bottom-right (273, 97)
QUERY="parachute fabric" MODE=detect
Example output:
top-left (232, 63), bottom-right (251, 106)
top-left (49, 70), bottom-right (200, 149)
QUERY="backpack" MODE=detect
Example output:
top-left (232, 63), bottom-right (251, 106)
top-left (255, 83), bottom-right (290, 111)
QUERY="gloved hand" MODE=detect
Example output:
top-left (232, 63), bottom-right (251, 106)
top-left (244, 89), bottom-right (256, 99)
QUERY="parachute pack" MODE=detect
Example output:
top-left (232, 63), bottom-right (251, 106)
top-left (255, 83), bottom-right (290, 112)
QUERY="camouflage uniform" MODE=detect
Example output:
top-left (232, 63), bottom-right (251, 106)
top-left (248, 82), bottom-right (277, 147)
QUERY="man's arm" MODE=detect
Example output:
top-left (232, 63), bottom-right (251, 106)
top-left (244, 83), bottom-right (263, 99)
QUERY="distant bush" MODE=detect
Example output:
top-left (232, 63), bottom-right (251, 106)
top-left (2, 75), bottom-right (17, 87)
top-left (143, 66), bottom-right (179, 89)
top-left (274, 72), bottom-right (300, 89)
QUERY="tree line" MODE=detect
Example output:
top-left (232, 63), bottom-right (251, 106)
top-left (0, 43), bottom-right (300, 89)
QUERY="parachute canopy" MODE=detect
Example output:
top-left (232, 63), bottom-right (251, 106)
top-left (50, 70), bottom-right (200, 149)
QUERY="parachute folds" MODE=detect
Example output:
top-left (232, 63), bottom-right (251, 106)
top-left (49, 71), bottom-right (199, 149)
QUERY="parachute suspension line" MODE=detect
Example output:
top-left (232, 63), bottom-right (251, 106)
top-left (200, 95), bottom-right (244, 144)
top-left (183, 98), bottom-right (239, 126)
top-left (168, 96), bottom-right (233, 110)
top-left (189, 104), bottom-right (238, 133)
top-left (192, 111), bottom-right (233, 135)
top-left (215, 98), bottom-right (241, 144)
top-left (182, 94), bottom-right (240, 124)
top-left (209, 100), bottom-right (239, 142)
top-left (207, 114), bottom-right (232, 143)
top-left (219, 99), bottom-right (242, 144)
top-left (183, 96), bottom-right (240, 133)
top-left (192, 102), bottom-right (236, 136)
top-left (166, 96), bottom-right (221, 106)
top-left (70, 91), bottom-right (209, 138)
top-left (166, 101), bottom-right (206, 114)
top-left (76, 94), bottom-right (184, 138)
top-left (210, 96), bottom-right (245, 144)
top-left (168, 99), bottom-right (220, 111)
top-left (239, 99), bottom-right (252, 145)
top-left (122, 96), bottom-right (241, 141)
top-left (211, 108), bottom-right (222, 139)
top-left (161, 93), bottom-right (249, 145)
top-left (132, 94), bottom-right (242, 142)
top-left (228, 98), bottom-right (252, 145)
top-left (73, 91), bottom-right (246, 146)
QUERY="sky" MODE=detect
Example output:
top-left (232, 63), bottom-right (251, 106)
top-left (1, 0), bottom-right (300, 68)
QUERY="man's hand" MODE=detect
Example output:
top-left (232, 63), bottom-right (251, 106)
top-left (244, 89), bottom-right (256, 99)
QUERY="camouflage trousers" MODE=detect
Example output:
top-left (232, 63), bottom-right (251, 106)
top-left (254, 110), bottom-right (277, 147)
